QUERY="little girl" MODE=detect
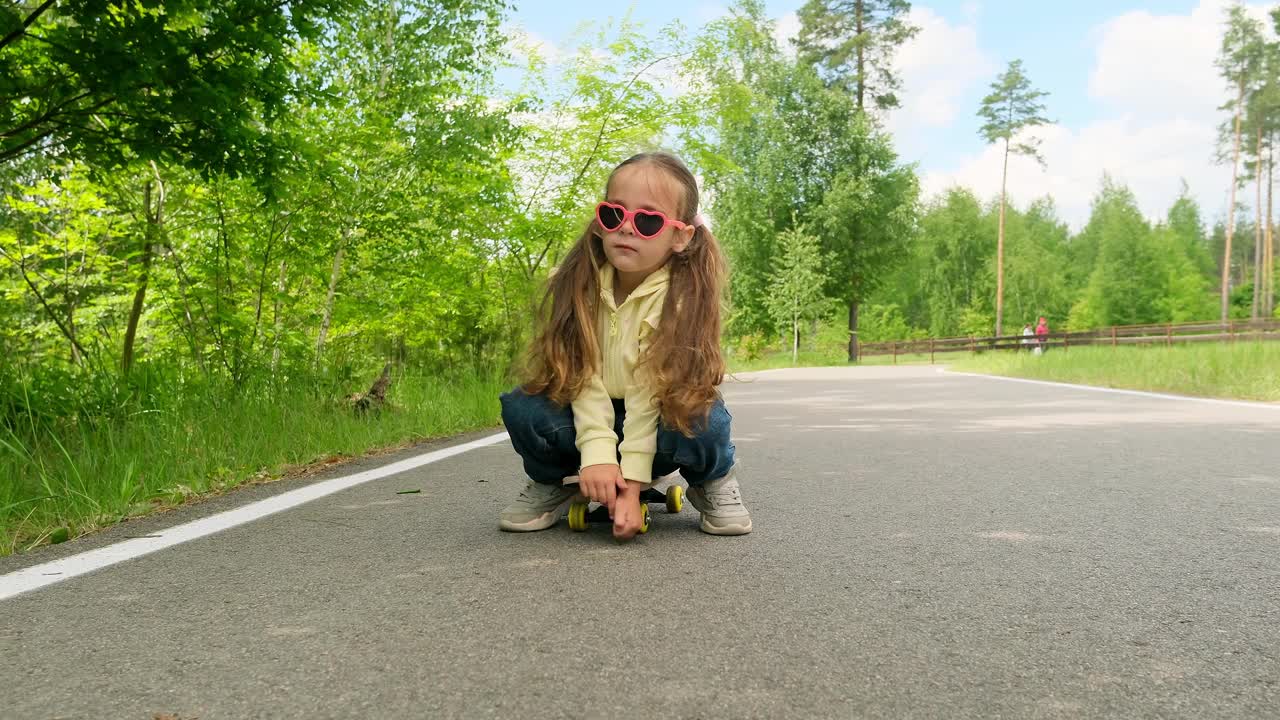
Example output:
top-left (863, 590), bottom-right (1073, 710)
top-left (498, 151), bottom-right (752, 540)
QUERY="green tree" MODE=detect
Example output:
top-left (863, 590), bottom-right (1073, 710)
top-left (0, 166), bottom-right (124, 363)
top-left (766, 224), bottom-right (828, 363)
top-left (1069, 178), bottom-right (1162, 328)
top-left (793, 0), bottom-right (919, 112)
top-left (1245, 23), bottom-right (1280, 318)
top-left (1242, 28), bottom-right (1280, 319)
top-left (909, 188), bottom-right (989, 337)
top-left (810, 115), bottom-right (919, 360)
top-left (1214, 2), bottom-right (1266, 322)
top-left (292, 0), bottom-right (512, 365)
top-left (684, 2), bottom-right (838, 337)
top-left (1166, 182), bottom-right (1216, 279)
top-left (686, 3), bottom-right (917, 360)
top-left (1, 0), bottom-right (360, 176)
top-left (977, 59), bottom-right (1050, 336)
top-left (1002, 196), bottom-right (1072, 331)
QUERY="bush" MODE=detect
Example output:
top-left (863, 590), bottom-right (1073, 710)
top-left (736, 332), bottom-right (767, 361)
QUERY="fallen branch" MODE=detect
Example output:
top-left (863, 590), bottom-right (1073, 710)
top-left (349, 362), bottom-right (393, 415)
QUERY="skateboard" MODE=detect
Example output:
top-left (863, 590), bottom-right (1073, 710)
top-left (566, 485), bottom-right (684, 533)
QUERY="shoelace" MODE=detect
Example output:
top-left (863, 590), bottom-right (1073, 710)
top-left (705, 483), bottom-right (741, 507)
top-left (516, 483), bottom-right (566, 505)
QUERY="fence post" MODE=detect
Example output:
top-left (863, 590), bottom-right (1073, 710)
top-left (891, 342), bottom-right (897, 364)
top-left (930, 338), bottom-right (935, 364)
top-left (1166, 323), bottom-right (1172, 347)
top-left (969, 336), bottom-right (975, 354)
top-left (1064, 332), bottom-right (1069, 352)
top-left (1111, 326), bottom-right (1117, 347)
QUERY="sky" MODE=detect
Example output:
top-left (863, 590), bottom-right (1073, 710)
top-left (505, 0), bottom-right (1278, 230)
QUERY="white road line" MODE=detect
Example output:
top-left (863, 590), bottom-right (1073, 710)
top-left (940, 368), bottom-right (1280, 410)
top-left (0, 432), bottom-right (510, 602)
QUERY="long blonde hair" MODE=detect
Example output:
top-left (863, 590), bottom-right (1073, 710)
top-left (523, 152), bottom-right (727, 436)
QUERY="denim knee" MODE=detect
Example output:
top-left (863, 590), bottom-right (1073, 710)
top-left (656, 398), bottom-right (734, 485)
top-left (499, 387), bottom-right (579, 484)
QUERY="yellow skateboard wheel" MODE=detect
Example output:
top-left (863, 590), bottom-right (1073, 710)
top-left (666, 486), bottom-right (684, 513)
top-left (568, 501), bottom-right (588, 531)
top-left (639, 504), bottom-right (650, 534)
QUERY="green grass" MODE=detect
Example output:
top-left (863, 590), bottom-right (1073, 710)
top-left (726, 346), bottom-right (849, 373)
top-left (951, 341), bottom-right (1280, 402)
top-left (0, 369), bottom-right (509, 555)
top-left (726, 347), bottom-right (975, 373)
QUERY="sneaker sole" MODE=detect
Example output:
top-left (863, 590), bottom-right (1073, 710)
top-left (499, 509), bottom-right (561, 532)
top-left (699, 516), bottom-right (752, 535)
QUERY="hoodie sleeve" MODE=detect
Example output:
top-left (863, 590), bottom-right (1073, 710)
top-left (617, 309), bottom-right (663, 483)
top-left (572, 371), bottom-right (618, 469)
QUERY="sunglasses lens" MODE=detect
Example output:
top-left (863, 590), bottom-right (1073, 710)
top-left (597, 204), bottom-right (624, 230)
top-left (633, 211), bottom-right (666, 237)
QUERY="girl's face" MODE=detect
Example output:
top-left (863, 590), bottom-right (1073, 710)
top-left (598, 164), bottom-right (694, 281)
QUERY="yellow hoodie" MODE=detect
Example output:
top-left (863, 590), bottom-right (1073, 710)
top-left (573, 262), bottom-right (670, 483)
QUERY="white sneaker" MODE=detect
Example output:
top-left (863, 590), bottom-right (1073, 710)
top-left (499, 480), bottom-right (577, 532)
top-left (686, 466), bottom-right (752, 535)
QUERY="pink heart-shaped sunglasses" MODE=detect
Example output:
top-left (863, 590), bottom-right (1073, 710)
top-left (595, 202), bottom-right (691, 239)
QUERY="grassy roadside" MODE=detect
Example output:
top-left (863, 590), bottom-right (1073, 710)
top-left (726, 348), bottom-right (968, 373)
top-left (950, 341), bottom-right (1280, 402)
top-left (1, 370), bottom-right (509, 556)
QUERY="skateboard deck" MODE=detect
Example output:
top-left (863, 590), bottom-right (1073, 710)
top-left (566, 486), bottom-right (684, 533)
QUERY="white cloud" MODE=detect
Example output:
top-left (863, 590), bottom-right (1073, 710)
top-left (1087, 0), bottom-right (1273, 123)
top-left (503, 26), bottom-right (564, 65)
top-left (774, 11), bottom-right (801, 54)
top-left (695, 3), bottom-right (729, 25)
top-left (922, 117), bottom-right (1230, 230)
top-left (919, 0), bottom-right (1275, 230)
top-left (891, 7), bottom-right (994, 129)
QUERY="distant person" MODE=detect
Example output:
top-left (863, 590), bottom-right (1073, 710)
top-left (1035, 316), bottom-right (1049, 355)
top-left (1021, 323), bottom-right (1034, 352)
top-left (497, 151), bottom-right (751, 540)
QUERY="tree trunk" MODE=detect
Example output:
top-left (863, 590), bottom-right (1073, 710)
top-left (63, 234), bottom-right (76, 365)
top-left (1266, 138), bottom-right (1274, 317)
top-left (377, 1), bottom-right (397, 97)
top-left (850, 0), bottom-right (865, 362)
top-left (792, 310), bottom-right (799, 365)
top-left (315, 233), bottom-right (348, 362)
top-left (67, 298), bottom-right (78, 365)
top-left (271, 259), bottom-right (288, 374)
top-left (1222, 80), bottom-right (1244, 323)
top-left (1253, 124), bottom-right (1264, 320)
top-left (123, 170), bottom-right (164, 374)
top-left (996, 137), bottom-right (1010, 337)
top-left (854, 0), bottom-right (865, 112)
top-left (847, 301), bottom-right (860, 362)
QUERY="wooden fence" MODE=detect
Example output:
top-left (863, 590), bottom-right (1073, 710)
top-left (859, 318), bottom-right (1280, 364)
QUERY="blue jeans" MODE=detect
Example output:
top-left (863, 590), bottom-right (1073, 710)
top-left (499, 388), bottom-right (735, 487)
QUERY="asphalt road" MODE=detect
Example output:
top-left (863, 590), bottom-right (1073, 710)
top-left (2, 366), bottom-right (1279, 719)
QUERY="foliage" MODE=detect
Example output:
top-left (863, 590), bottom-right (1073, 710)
top-left (856, 303), bottom-right (919, 342)
top-left (977, 59), bottom-right (1051, 163)
top-left (0, 0), bottom-right (362, 176)
top-left (685, 0), bottom-right (918, 354)
top-left (765, 223), bottom-right (828, 361)
top-left (793, 0), bottom-right (919, 111)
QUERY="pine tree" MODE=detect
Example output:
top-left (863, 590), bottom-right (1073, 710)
top-left (1215, 3), bottom-right (1266, 322)
top-left (793, 0), bottom-right (919, 113)
top-left (977, 59), bottom-right (1050, 337)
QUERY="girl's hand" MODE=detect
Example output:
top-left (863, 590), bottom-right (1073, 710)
top-left (612, 482), bottom-right (645, 540)
top-left (579, 463), bottom-right (626, 515)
